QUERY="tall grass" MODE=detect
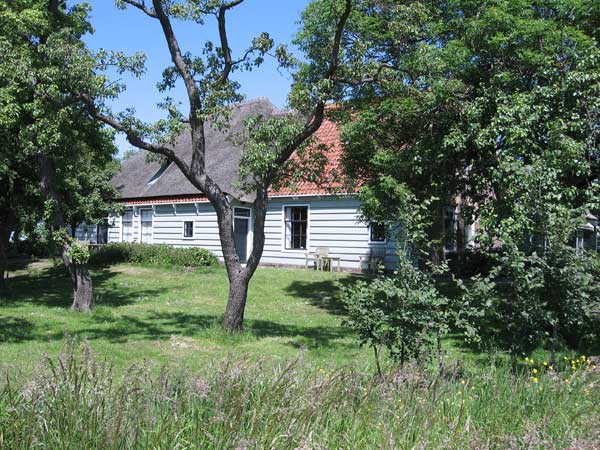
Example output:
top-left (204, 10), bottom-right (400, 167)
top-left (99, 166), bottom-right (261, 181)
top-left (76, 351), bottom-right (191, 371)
top-left (0, 343), bottom-right (598, 449)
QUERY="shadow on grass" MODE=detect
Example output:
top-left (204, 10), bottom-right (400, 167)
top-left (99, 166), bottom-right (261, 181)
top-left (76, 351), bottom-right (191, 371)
top-left (284, 273), bottom-right (368, 316)
top-left (0, 264), bottom-right (357, 353)
top-left (0, 309), bottom-right (355, 355)
top-left (69, 311), bottom-right (355, 350)
top-left (0, 265), bottom-right (167, 309)
top-left (0, 316), bottom-right (36, 343)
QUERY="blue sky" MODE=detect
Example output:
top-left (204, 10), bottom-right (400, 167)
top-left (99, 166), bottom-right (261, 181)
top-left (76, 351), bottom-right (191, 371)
top-left (79, 0), bottom-right (311, 154)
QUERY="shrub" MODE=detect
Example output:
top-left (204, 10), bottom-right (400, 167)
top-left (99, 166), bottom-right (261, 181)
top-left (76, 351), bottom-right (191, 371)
top-left (340, 257), bottom-right (448, 370)
top-left (461, 244), bottom-right (600, 361)
top-left (89, 243), bottom-right (218, 268)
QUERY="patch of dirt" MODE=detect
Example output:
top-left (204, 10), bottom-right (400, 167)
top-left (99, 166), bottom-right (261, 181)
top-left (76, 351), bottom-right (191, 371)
top-left (112, 266), bottom-right (152, 276)
top-left (168, 335), bottom-right (200, 350)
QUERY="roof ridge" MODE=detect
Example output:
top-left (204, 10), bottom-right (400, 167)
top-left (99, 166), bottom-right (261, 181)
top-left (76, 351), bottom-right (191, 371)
top-left (237, 96), bottom-right (279, 111)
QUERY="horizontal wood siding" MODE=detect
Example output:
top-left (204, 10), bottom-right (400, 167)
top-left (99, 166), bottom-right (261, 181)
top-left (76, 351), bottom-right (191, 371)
top-left (100, 196), bottom-right (398, 270)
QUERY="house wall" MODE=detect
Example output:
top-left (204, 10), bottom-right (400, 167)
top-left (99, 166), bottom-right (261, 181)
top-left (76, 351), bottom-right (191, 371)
top-left (94, 195), bottom-right (398, 271)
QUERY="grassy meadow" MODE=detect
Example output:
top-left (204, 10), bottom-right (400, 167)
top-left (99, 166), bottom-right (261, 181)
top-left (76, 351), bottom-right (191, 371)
top-left (0, 261), bottom-right (599, 449)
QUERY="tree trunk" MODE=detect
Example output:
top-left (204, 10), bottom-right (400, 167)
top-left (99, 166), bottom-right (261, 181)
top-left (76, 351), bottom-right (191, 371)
top-left (38, 154), bottom-right (95, 311)
top-left (216, 190), bottom-right (268, 332)
top-left (222, 273), bottom-right (249, 331)
top-left (0, 208), bottom-right (16, 292)
top-left (429, 203), bottom-right (446, 266)
top-left (71, 261), bottom-right (94, 312)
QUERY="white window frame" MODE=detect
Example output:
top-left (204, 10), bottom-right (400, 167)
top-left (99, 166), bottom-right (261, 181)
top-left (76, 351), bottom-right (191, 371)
top-left (368, 223), bottom-right (387, 244)
top-left (233, 206), bottom-right (253, 262)
top-left (281, 204), bottom-right (310, 253)
top-left (139, 208), bottom-right (154, 244)
top-left (121, 208), bottom-right (134, 243)
top-left (444, 205), bottom-right (459, 253)
top-left (182, 220), bottom-right (195, 239)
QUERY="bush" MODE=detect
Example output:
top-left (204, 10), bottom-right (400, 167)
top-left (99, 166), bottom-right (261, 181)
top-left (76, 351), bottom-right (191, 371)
top-left (340, 257), bottom-right (448, 369)
top-left (89, 243), bottom-right (218, 268)
top-left (460, 244), bottom-right (600, 359)
top-left (8, 238), bottom-right (52, 259)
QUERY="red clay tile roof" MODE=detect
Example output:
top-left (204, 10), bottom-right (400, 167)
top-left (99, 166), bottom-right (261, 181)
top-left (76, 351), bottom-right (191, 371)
top-left (270, 115), bottom-right (353, 197)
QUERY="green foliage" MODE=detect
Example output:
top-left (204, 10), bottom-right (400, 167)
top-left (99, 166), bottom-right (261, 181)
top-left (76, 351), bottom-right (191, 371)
top-left (310, 0), bottom-right (600, 357)
top-left (506, 245), bottom-right (597, 354)
top-left (89, 243), bottom-right (217, 269)
top-left (340, 257), bottom-right (448, 365)
top-left (318, 0), bottom-right (600, 255)
top-left (68, 241), bottom-right (90, 265)
top-left (0, 0), bottom-right (119, 248)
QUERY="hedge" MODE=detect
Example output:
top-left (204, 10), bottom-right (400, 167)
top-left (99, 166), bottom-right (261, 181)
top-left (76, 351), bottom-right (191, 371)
top-left (89, 243), bottom-right (218, 268)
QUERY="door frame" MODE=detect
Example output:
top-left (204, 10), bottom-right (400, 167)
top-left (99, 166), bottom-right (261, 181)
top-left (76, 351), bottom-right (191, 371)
top-left (139, 207), bottom-right (154, 244)
top-left (233, 206), bottom-right (252, 264)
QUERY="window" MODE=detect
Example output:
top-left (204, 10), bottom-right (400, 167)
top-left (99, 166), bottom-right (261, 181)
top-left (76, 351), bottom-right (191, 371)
top-left (284, 206), bottom-right (308, 250)
top-left (122, 209), bottom-right (133, 242)
top-left (140, 209), bottom-right (153, 243)
top-left (183, 221), bottom-right (194, 238)
top-left (369, 223), bottom-right (386, 243)
top-left (97, 219), bottom-right (109, 244)
top-left (576, 228), bottom-right (597, 252)
top-left (444, 206), bottom-right (458, 252)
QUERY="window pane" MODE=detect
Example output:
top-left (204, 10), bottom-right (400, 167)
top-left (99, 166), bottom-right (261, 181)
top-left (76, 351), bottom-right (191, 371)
top-left (184, 221), bottom-right (194, 237)
top-left (123, 209), bottom-right (133, 221)
top-left (141, 209), bottom-right (153, 221)
top-left (284, 206), bottom-right (308, 249)
top-left (370, 223), bottom-right (386, 242)
top-left (234, 208), bottom-right (250, 217)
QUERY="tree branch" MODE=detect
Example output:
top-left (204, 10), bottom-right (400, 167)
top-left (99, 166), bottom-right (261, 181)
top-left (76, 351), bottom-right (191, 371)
top-left (331, 62), bottom-right (395, 86)
top-left (76, 93), bottom-right (190, 173)
top-left (216, 0), bottom-right (244, 85)
top-left (119, 0), bottom-right (157, 18)
top-left (274, 0), bottom-right (352, 167)
top-left (151, 0), bottom-right (198, 104)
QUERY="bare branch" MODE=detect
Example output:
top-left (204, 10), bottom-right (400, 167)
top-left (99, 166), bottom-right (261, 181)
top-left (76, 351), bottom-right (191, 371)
top-left (151, 0), bottom-right (198, 104)
top-left (77, 93), bottom-right (189, 171)
top-left (324, 0), bottom-right (352, 79)
top-left (216, 0), bottom-right (245, 84)
top-left (331, 63), bottom-right (395, 86)
top-left (119, 0), bottom-right (157, 18)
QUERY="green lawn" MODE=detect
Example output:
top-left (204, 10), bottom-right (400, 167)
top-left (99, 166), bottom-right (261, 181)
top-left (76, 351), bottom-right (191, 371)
top-left (0, 261), bottom-right (371, 374)
top-left (2, 261), bottom-right (599, 448)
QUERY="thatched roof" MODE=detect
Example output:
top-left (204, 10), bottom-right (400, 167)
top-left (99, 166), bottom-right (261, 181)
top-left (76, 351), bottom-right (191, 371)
top-left (112, 97), bottom-right (280, 203)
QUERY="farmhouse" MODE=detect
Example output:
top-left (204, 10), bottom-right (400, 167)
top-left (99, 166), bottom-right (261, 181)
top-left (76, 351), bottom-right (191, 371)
top-left (77, 98), bottom-right (399, 271)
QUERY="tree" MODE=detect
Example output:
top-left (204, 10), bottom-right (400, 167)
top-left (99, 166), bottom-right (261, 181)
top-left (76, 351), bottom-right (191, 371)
top-left (312, 0), bottom-right (600, 266)
top-left (0, 0), bottom-right (118, 309)
top-left (320, 0), bottom-right (600, 356)
top-left (76, 0), bottom-right (354, 330)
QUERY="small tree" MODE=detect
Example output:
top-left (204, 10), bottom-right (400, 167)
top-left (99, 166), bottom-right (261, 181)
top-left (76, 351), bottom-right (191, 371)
top-left (75, 0), bottom-right (354, 330)
top-left (340, 256), bottom-right (448, 374)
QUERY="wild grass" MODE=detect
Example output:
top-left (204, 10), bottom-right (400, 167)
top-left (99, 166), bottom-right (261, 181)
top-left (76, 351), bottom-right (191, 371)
top-left (0, 342), bottom-right (598, 450)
